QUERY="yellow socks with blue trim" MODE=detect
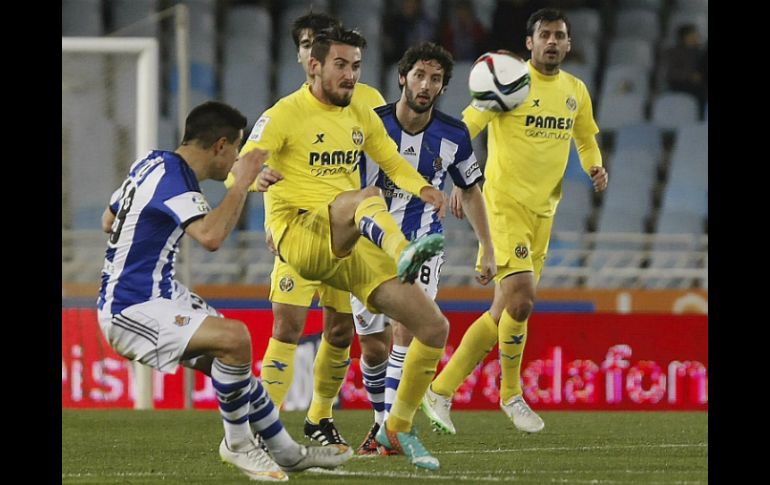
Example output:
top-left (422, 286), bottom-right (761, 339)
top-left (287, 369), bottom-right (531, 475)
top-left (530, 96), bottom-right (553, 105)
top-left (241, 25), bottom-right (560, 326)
top-left (387, 339), bottom-right (444, 432)
top-left (354, 196), bottom-right (409, 261)
top-left (498, 309), bottom-right (527, 402)
top-left (306, 335), bottom-right (351, 424)
top-left (431, 311), bottom-right (499, 398)
top-left (260, 337), bottom-right (297, 409)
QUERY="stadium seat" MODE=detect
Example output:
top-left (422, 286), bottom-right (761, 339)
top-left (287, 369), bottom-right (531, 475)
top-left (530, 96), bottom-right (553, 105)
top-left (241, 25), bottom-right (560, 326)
top-left (553, 179), bottom-right (592, 233)
top-left (383, 63), bottom-right (402, 104)
top-left (651, 92), bottom-right (699, 131)
top-left (607, 39), bottom-right (655, 70)
top-left (673, 0), bottom-right (708, 14)
top-left (222, 34), bottom-right (272, 119)
top-left (614, 123), bottom-right (663, 160)
top-left (566, 8), bottom-right (602, 42)
top-left (614, 9), bottom-right (660, 42)
top-left (596, 93), bottom-right (645, 132)
top-left (225, 4), bottom-right (271, 39)
top-left (600, 64), bottom-right (650, 100)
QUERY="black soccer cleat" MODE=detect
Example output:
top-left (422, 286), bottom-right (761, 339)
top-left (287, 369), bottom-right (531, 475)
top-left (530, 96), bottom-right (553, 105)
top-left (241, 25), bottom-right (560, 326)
top-left (304, 418), bottom-right (348, 447)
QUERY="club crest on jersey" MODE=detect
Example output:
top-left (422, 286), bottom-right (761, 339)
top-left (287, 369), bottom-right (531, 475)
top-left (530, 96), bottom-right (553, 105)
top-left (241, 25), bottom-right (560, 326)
top-left (351, 126), bottom-right (364, 146)
top-left (432, 156), bottom-right (443, 172)
top-left (514, 243), bottom-right (529, 259)
top-left (355, 314), bottom-right (369, 329)
top-left (565, 96), bottom-right (577, 112)
top-left (279, 275), bottom-right (295, 292)
top-left (174, 315), bottom-right (191, 327)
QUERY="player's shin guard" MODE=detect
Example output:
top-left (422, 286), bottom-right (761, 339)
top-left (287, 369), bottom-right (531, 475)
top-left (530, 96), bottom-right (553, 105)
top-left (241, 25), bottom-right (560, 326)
top-left (260, 338), bottom-right (297, 409)
top-left (384, 344), bottom-right (408, 419)
top-left (307, 336), bottom-right (351, 424)
top-left (432, 312), bottom-right (499, 397)
top-left (361, 358), bottom-right (387, 425)
top-left (498, 309), bottom-right (527, 402)
top-left (212, 359), bottom-right (254, 450)
top-left (354, 196), bottom-right (409, 261)
top-left (388, 339), bottom-right (443, 433)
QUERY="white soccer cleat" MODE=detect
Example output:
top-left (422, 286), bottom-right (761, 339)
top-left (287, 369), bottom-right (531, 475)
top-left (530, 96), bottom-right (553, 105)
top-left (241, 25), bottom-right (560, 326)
top-left (277, 444), bottom-right (353, 472)
top-left (420, 386), bottom-right (457, 435)
top-left (219, 438), bottom-right (288, 482)
top-left (500, 395), bottom-right (545, 433)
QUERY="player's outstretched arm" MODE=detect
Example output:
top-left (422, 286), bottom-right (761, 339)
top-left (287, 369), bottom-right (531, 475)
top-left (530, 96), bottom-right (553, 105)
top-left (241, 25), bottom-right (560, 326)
top-left (459, 184), bottom-right (496, 285)
top-left (449, 185), bottom-right (464, 220)
top-left (420, 186), bottom-right (446, 219)
top-left (186, 148), bottom-right (269, 251)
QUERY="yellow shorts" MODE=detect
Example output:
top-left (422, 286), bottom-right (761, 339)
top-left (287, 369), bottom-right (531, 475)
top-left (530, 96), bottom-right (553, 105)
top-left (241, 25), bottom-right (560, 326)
top-left (477, 197), bottom-right (554, 283)
top-left (276, 204), bottom-right (396, 313)
top-left (269, 258), bottom-right (352, 313)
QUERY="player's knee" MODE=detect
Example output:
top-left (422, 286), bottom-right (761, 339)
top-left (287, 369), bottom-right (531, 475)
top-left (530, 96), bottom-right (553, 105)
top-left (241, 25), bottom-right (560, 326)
top-left (360, 335), bottom-right (389, 364)
top-left (324, 318), bottom-right (353, 347)
top-left (360, 186), bottom-right (382, 200)
top-left (221, 319), bottom-right (252, 361)
top-left (419, 313), bottom-right (449, 347)
top-left (508, 298), bottom-right (534, 322)
top-left (272, 314), bottom-right (303, 343)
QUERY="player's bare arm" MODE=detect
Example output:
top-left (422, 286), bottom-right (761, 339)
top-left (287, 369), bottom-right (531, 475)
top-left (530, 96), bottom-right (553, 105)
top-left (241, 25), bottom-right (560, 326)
top-left (101, 206), bottom-right (116, 234)
top-left (187, 148), bottom-right (269, 251)
top-left (420, 186), bottom-right (446, 219)
top-left (449, 185), bottom-right (464, 220)
top-left (459, 184), bottom-right (496, 285)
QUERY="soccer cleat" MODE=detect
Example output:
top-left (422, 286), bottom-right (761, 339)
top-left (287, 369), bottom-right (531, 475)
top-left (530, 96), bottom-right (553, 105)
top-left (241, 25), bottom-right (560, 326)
top-left (304, 418), bottom-right (348, 446)
top-left (500, 395), bottom-right (545, 433)
top-left (356, 422), bottom-right (381, 455)
top-left (219, 438), bottom-right (288, 482)
top-left (375, 422), bottom-right (439, 470)
top-left (420, 386), bottom-right (456, 435)
top-left (277, 443), bottom-right (353, 472)
top-left (397, 234), bottom-right (445, 283)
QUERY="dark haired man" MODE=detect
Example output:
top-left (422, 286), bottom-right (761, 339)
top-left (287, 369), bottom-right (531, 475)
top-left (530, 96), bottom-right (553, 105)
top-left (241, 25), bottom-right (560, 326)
top-left (98, 101), bottom-right (352, 481)
top-left (236, 27), bottom-right (450, 470)
top-left (423, 8), bottom-right (608, 436)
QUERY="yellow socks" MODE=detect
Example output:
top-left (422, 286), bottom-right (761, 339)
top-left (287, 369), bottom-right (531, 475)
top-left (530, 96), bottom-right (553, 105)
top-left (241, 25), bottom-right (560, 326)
top-left (354, 196), bottom-right (409, 261)
top-left (432, 311), bottom-right (499, 397)
top-left (260, 338), bottom-right (298, 409)
top-left (498, 309), bottom-right (527, 402)
top-left (388, 339), bottom-right (444, 432)
top-left (306, 336), bottom-right (351, 424)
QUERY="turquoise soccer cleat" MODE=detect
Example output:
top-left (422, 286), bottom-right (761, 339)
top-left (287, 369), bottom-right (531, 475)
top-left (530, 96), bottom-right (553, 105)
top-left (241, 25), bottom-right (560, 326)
top-left (396, 234), bottom-right (445, 283)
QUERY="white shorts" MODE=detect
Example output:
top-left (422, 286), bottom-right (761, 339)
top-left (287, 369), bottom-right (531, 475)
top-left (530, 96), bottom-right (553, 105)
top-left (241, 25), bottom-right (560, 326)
top-left (97, 283), bottom-right (221, 374)
top-left (350, 252), bottom-right (444, 335)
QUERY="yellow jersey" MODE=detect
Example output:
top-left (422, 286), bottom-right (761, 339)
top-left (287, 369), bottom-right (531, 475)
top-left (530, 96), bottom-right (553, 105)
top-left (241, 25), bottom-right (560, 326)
top-left (463, 60), bottom-right (602, 217)
top-left (240, 83), bottom-right (428, 244)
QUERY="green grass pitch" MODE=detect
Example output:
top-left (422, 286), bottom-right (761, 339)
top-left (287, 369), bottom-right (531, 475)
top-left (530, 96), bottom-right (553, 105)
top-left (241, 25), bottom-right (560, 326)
top-left (63, 409), bottom-right (707, 484)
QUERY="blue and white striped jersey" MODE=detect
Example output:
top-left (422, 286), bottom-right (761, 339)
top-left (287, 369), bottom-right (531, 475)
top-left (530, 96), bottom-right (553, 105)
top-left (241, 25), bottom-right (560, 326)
top-left (359, 103), bottom-right (482, 241)
top-left (97, 150), bottom-right (211, 316)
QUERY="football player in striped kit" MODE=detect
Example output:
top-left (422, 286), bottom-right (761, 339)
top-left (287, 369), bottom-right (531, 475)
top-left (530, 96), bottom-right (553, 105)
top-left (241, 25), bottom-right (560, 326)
top-left (97, 101), bottom-right (352, 482)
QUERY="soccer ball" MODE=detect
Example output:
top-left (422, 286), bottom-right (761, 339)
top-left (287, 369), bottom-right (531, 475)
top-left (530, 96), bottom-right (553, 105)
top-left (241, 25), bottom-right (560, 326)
top-left (469, 50), bottom-right (530, 112)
